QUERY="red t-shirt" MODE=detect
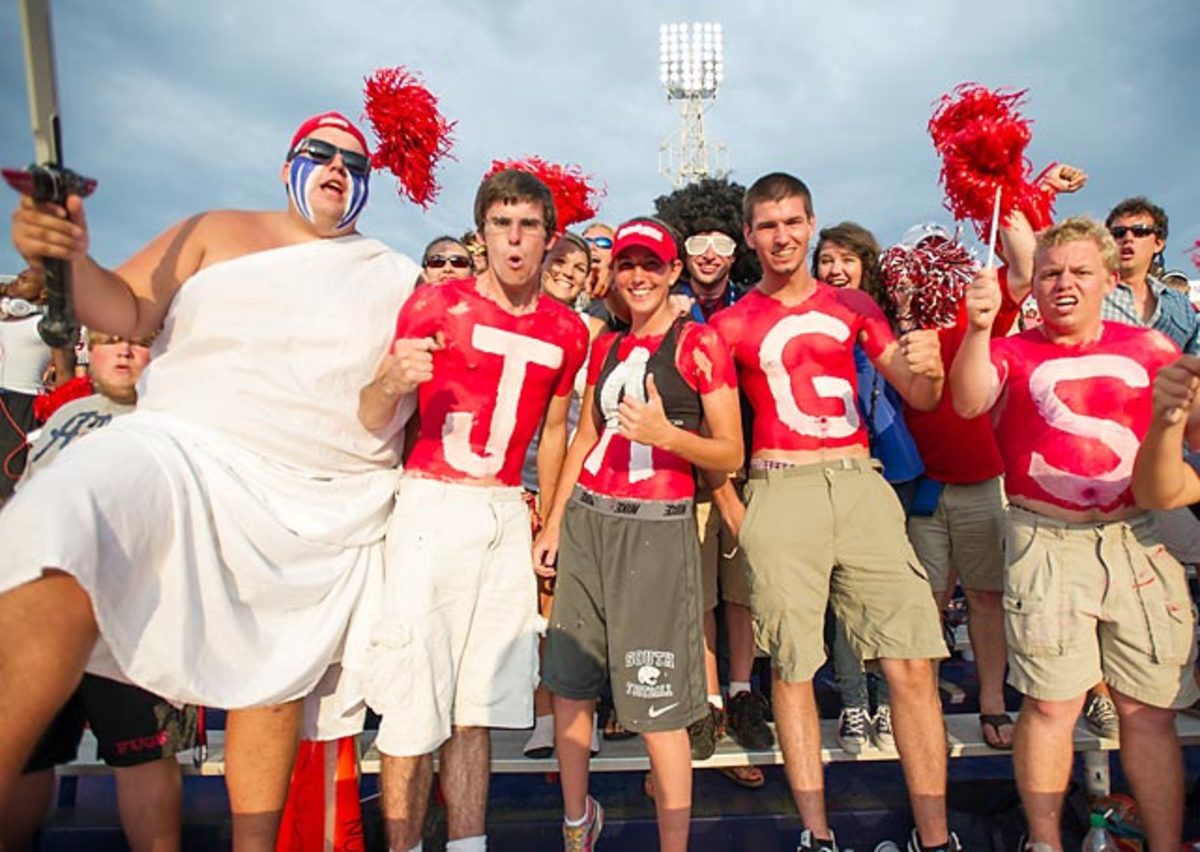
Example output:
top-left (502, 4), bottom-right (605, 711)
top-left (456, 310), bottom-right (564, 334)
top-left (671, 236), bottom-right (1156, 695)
top-left (905, 274), bottom-right (1021, 483)
top-left (394, 277), bottom-right (588, 485)
top-left (577, 323), bottom-right (736, 501)
top-left (990, 321), bottom-right (1179, 512)
top-left (709, 284), bottom-right (893, 454)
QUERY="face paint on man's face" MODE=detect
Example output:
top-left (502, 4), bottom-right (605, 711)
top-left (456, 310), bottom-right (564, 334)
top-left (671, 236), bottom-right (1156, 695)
top-left (286, 155), bottom-right (370, 230)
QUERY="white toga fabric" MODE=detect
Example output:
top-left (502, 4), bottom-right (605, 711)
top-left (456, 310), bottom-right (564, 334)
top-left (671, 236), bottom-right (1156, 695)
top-left (0, 235), bottom-right (417, 711)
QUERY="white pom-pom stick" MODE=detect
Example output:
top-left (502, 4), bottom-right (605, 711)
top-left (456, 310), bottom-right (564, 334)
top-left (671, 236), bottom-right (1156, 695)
top-left (984, 187), bottom-right (1002, 270)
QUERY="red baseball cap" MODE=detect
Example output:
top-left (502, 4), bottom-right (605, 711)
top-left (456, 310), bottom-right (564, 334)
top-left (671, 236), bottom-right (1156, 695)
top-left (289, 111), bottom-right (370, 155)
top-left (612, 218), bottom-right (678, 264)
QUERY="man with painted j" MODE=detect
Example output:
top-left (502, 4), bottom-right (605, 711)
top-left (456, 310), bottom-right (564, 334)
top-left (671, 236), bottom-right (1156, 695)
top-left (0, 111), bottom-right (420, 850)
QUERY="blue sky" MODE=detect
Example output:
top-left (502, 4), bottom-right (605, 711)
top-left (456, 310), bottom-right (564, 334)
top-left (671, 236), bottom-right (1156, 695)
top-left (1, 0), bottom-right (1198, 274)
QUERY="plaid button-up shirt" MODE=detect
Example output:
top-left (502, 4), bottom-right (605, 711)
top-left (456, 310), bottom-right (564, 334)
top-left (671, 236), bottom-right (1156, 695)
top-left (1101, 275), bottom-right (1200, 354)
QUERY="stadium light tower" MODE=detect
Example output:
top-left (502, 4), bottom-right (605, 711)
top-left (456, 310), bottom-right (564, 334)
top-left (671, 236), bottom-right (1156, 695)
top-left (658, 21), bottom-right (729, 188)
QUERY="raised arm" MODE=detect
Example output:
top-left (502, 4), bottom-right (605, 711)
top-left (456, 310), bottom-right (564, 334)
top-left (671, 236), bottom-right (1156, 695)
top-left (12, 194), bottom-right (204, 338)
top-left (874, 329), bottom-right (945, 412)
top-left (950, 268), bottom-right (1003, 418)
top-left (1132, 355), bottom-right (1200, 509)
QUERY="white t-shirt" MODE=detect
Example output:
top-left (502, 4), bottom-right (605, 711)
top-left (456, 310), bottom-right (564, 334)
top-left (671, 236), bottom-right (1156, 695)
top-left (0, 316), bottom-right (50, 395)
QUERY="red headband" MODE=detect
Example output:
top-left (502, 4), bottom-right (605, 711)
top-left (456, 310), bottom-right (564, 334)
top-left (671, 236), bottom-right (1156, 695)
top-left (289, 111), bottom-right (370, 155)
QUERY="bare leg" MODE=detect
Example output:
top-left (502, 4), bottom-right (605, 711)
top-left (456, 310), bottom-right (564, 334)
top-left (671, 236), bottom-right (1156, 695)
top-left (382, 752), bottom-right (434, 852)
top-left (964, 589), bottom-right (1012, 745)
top-left (116, 756), bottom-right (183, 852)
top-left (1013, 693), bottom-right (1086, 851)
top-left (879, 658), bottom-right (947, 846)
top-left (642, 729), bottom-right (692, 852)
top-left (225, 701), bottom-right (302, 852)
top-left (1, 769), bottom-right (55, 850)
top-left (772, 674), bottom-right (829, 837)
top-left (725, 603), bottom-right (756, 684)
top-left (439, 726), bottom-right (490, 841)
top-left (0, 573), bottom-right (96, 811)
top-left (703, 609), bottom-right (720, 696)
top-left (554, 695), bottom-right (596, 822)
top-left (1109, 688), bottom-right (1184, 852)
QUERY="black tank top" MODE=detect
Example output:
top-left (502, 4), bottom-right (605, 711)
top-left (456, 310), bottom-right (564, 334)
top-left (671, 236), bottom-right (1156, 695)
top-left (593, 318), bottom-right (703, 432)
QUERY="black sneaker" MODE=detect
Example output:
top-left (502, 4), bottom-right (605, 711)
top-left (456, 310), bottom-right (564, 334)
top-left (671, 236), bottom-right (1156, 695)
top-left (688, 703), bottom-right (723, 760)
top-left (905, 828), bottom-right (962, 852)
top-left (797, 828), bottom-right (838, 852)
top-left (726, 690), bottom-right (776, 750)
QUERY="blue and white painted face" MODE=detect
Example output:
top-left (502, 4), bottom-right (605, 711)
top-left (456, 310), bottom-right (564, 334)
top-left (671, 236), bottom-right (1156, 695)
top-left (284, 129), bottom-right (370, 232)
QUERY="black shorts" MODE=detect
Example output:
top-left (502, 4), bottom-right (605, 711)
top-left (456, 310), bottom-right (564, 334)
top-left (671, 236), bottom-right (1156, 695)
top-left (543, 489), bottom-right (707, 733)
top-left (0, 389), bottom-right (36, 500)
top-left (24, 674), bottom-right (200, 771)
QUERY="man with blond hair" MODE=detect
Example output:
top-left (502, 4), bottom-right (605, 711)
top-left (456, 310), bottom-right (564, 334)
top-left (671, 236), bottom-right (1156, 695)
top-left (952, 216), bottom-right (1199, 852)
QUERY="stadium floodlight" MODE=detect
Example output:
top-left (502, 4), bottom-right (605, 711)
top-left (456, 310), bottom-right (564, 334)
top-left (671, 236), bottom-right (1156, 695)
top-left (657, 21), bottom-right (728, 187)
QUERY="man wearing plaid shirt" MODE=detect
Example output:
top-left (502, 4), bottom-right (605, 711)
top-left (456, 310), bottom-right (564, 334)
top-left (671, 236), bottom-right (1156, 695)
top-left (1101, 196), bottom-right (1199, 353)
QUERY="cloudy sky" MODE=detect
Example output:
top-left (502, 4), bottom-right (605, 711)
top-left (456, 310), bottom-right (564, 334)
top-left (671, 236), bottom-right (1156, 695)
top-left (1, 0), bottom-right (1197, 275)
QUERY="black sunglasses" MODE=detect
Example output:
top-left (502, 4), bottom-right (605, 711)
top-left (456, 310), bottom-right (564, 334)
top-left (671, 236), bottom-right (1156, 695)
top-left (424, 254), bottom-right (472, 270)
top-left (1108, 224), bottom-right (1158, 239)
top-left (289, 138), bottom-right (371, 176)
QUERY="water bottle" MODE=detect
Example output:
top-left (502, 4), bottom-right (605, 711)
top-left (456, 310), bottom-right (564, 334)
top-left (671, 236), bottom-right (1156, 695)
top-left (1081, 812), bottom-right (1119, 852)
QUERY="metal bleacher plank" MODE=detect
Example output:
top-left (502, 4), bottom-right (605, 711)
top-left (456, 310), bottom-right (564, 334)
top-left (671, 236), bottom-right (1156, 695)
top-left (59, 712), bottom-right (1200, 779)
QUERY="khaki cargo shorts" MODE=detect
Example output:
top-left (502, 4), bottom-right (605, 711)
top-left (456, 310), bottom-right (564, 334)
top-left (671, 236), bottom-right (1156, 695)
top-left (907, 476), bottom-right (1007, 593)
top-left (1004, 506), bottom-right (1200, 708)
top-left (738, 458), bottom-right (948, 683)
top-left (697, 490), bottom-right (752, 611)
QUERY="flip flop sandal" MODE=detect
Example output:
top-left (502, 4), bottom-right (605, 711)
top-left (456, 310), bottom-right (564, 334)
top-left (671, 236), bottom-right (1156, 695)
top-left (980, 713), bottom-right (1015, 750)
top-left (718, 765), bottom-right (766, 789)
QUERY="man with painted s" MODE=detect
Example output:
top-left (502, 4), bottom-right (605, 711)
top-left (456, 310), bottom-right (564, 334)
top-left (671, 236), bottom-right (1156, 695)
top-left (358, 169), bottom-right (588, 852)
top-left (532, 217), bottom-right (743, 852)
top-left (707, 172), bottom-right (956, 852)
top-left (951, 217), bottom-right (1198, 852)
top-left (0, 110), bottom-right (420, 850)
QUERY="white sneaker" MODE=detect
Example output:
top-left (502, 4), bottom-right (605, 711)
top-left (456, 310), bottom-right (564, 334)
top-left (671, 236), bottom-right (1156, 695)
top-left (837, 705), bottom-right (870, 754)
top-left (524, 713), bottom-right (555, 759)
top-left (872, 704), bottom-right (896, 752)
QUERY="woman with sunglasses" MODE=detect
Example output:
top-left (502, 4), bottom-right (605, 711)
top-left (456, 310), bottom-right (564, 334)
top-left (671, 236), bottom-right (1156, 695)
top-left (419, 235), bottom-right (473, 285)
top-left (534, 217), bottom-right (742, 852)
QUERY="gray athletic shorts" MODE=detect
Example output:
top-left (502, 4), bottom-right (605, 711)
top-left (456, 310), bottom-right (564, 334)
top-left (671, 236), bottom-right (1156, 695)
top-left (543, 488), bottom-right (708, 733)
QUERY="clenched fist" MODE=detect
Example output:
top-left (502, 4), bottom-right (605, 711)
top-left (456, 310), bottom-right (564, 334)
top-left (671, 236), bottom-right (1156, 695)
top-left (965, 267), bottom-right (1001, 332)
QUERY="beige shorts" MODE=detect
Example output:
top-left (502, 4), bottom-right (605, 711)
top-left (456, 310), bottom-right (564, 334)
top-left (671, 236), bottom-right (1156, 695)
top-left (697, 491), bottom-right (751, 610)
top-left (907, 477), bottom-right (1006, 593)
top-left (738, 458), bottom-right (948, 683)
top-left (1004, 507), bottom-right (1200, 709)
top-left (368, 478), bottom-right (541, 757)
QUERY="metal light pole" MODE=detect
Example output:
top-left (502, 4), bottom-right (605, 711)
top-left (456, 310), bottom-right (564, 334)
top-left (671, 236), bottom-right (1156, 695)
top-left (658, 21), bottom-right (728, 188)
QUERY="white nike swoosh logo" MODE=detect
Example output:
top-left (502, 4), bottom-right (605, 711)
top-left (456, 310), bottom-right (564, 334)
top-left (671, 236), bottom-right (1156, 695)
top-left (647, 702), bottom-right (680, 719)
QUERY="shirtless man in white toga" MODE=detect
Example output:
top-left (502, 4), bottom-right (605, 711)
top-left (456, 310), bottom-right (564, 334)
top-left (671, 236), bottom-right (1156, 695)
top-left (0, 111), bottom-right (421, 850)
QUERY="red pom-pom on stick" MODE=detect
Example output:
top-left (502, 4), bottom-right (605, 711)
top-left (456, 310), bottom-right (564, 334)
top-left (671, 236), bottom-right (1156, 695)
top-left (33, 375), bottom-right (93, 423)
top-left (483, 156), bottom-right (603, 232)
top-left (880, 226), bottom-right (979, 330)
top-left (363, 66), bottom-right (455, 209)
top-left (929, 84), bottom-right (1056, 239)
top-left (1190, 239), bottom-right (1200, 274)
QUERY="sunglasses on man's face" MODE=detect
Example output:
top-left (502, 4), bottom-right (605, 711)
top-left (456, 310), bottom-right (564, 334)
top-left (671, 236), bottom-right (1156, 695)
top-left (685, 233), bottom-right (737, 257)
top-left (584, 235), bottom-right (613, 250)
top-left (1108, 224), bottom-right (1158, 240)
top-left (424, 254), bottom-right (472, 270)
top-left (289, 138), bottom-right (371, 176)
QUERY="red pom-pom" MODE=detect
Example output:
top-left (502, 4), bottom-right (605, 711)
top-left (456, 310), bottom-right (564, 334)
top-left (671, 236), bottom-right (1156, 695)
top-left (33, 375), bottom-right (93, 423)
top-left (1191, 239), bottom-right (1200, 274)
top-left (483, 156), bottom-right (604, 232)
top-left (880, 226), bottom-right (979, 330)
top-left (929, 84), bottom-right (1056, 238)
top-left (363, 66), bottom-right (455, 209)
